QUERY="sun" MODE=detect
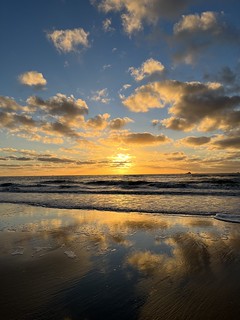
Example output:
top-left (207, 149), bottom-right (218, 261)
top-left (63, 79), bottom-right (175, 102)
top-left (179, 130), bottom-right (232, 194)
top-left (110, 153), bottom-right (133, 172)
top-left (114, 153), bottom-right (131, 162)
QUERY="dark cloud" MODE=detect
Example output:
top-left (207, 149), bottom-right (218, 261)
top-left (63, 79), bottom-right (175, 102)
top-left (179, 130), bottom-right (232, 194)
top-left (86, 114), bottom-right (110, 129)
top-left (164, 152), bottom-right (187, 161)
top-left (0, 112), bottom-right (36, 129)
top-left (179, 136), bottom-right (212, 146)
top-left (37, 157), bottom-right (76, 163)
top-left (0, 94), bottom-right (89, 144)
top-left (161, 117), bottom-right (194, 131)
top-left (95, 0), bottom-right (193, 35)
top-left (0, 96), bottom-right (22, 112)
top-left (44, 122), bottom-right (83, 140)
top-left (173, 11), bottom-right (240, 64)
top-left (108, 117), bottom-right (133, 130)
top-left (212, 135), bottom-right (240, 150)
top-left (204, 66), bottom-right (240, 93)
top-left (8, 156), bottom-right (32, 161)
top-left (122, 132), bottom-right (170, 144)
top-left (123, 79), bottom-right (240, 132)
top-left (27, 94), bottom-right (88, 121)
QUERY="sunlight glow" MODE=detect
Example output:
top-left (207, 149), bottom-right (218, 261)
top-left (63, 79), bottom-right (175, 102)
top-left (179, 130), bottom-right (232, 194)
top-left (110, 153), bottom-right (133, 172)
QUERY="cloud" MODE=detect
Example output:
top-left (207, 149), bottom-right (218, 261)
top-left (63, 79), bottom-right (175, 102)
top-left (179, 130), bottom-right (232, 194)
top-left (122, 83), bottom-right (164, 112)
top-left (0, 112), bottom-right (36, 129)
top-left (86, 113), bottom-right (110, 129)
top-left (179, 136), bottom-right (212, 146)
top-left (122, 84), bottom-right (131, 90)
top-left (43, 121), bottom-right (83, 140)
top-left (161, 117), bottom-right (195, 131)
top-left (122, 132), bottom-right (170, 145)
top-left (211, 133), bottom-right (240, 150)
top-left (123, 80), bottom-right (240, 132)
top-left (102, 64), bottom-right (112, 70)
top-left (118, 84), bottom-right (132, 99)
top-left (102, 18), bottom-right (115, 32)
top-left (0, 148), bottom-right (37, 156)
top-left (95, 0), bottom-right (192, 35)
top-left (27, 94), bottom-right (88, 123)
top-left (129, 58), bottom-right (165, 81)
top-left (0, 96), bottom-right (23, 112)
top-left (85, 115), bottom-right (133, 131)
top-left (100, 131), bottom-right (171, 147)
top-left (91, 88), bottom-right (110, 104)
top-left (174, 11), bottom-right (221, 34)
top-left (37, 156), bottom-right (77, 164)
top-left (108, 117), bottom-right (134, 129)
top-left (173, 11), bottom-right (240, 64)
top-left (204, 66), bottom-right (240, 93)
top-left (7, 156), bottom-right (32, 161)
top-left (127, 251), bottom-right (164, 272)
top-left (152, 119), bottom-right (160, 126)
top-left (0, 94), bottom-right (89, 144)
top-left (47, 28), bottom-right (89, 53)
top-left (18, 71), bottom-right (47, 88)
top-left (123, 79), bottom-right (195, 112)
top-left (0, 148), bottom-right (99, 166)
top-left (164, 151), bottom-right (187, 161)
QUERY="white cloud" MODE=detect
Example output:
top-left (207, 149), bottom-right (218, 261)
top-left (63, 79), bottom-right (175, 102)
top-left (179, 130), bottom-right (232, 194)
top-left (129, 58), bottom-right (165, 81)
top-left (103, 18), bottom-right (115, 32)
top-left (122, 84), bottom-right (131, 90)
top-left (18, 71), bottom-right (47, 88)
top-left (47, 28), bottom-right (89, 53)
top-left (174, 11), bottom-right (220, 34)
top-left (122, 79), bottom-right (240, 132)
top-left (95, 0), bottom-right (192, 35)
top-left (91, 88), bottom-right (111, 104)
top-left (102, 64), bottom-right (112, 70)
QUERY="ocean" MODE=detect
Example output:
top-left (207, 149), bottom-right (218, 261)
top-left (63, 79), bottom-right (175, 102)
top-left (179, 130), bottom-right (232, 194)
top-left (0, 174), bottom-right (239, 218)
top-left (1, 174), bottom-right (240, 319)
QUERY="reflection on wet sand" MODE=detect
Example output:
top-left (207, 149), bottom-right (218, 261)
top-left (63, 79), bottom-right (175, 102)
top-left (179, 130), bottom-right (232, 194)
top-left (1, 203), bottom-right (240, 319)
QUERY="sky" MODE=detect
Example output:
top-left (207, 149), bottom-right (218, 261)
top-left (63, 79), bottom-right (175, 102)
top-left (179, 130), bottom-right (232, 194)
top-left (0, 0), bottom-right (240, 176)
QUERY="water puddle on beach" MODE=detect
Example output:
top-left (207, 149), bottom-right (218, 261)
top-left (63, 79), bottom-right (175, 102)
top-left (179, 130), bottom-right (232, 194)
top-left (1, 203), bottom-right (240, 319)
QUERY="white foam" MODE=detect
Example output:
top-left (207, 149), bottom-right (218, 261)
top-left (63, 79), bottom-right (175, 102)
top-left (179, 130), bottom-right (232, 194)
top-left (215, 214), bottom-right (240, 223)
top-left (64, 250), bottom-right (76, 259)
top-left (11, 247), bottom-right (24, 255)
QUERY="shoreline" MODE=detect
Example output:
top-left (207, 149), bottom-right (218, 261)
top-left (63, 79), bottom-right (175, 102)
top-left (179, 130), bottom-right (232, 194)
top-left (1, 203), bottom-right (240, 319)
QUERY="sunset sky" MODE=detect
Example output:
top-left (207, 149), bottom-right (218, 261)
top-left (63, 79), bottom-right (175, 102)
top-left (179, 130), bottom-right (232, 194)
top-left (0, 0), bottom-right (240, 175)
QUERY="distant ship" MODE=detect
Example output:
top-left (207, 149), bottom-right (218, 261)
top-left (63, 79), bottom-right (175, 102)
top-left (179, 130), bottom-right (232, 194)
top-left (186, 171), bottom-right (192, 175)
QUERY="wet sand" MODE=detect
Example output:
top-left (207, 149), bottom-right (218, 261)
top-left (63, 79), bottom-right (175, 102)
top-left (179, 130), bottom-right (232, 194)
top-left (1, 203), bottom-right (240, 319)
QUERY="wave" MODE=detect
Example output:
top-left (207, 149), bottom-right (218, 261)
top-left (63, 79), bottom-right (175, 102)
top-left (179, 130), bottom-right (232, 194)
top-left (0, 198), bottom-right (215, 216)
top-left (0, 187), bottom-right (239, 197)
top-left (41, 179), bottom-right (79, 184)
top-left (0, 175), bottom-right (239, 194)
top-left (215, 214), bottom-right (240, 223)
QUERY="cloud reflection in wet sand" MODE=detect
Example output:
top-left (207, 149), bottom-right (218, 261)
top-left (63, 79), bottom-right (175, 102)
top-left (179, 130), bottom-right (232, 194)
top-left (1, 203), bottom-right (240, 319)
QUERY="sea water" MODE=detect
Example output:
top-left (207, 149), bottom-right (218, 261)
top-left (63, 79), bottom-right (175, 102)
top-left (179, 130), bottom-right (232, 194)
top-left (0, 174), bottom-right (239, 217)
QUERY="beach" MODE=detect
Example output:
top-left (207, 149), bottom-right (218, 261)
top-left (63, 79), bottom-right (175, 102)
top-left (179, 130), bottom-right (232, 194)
top-left (1, 203), bottom-right (240, 320)
top-left (1, 0), bottom-right (240, 318)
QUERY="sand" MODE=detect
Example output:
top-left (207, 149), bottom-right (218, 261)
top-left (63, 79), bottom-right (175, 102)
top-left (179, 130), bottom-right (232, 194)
top-left (1, 203), bottom-right (240, 320)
